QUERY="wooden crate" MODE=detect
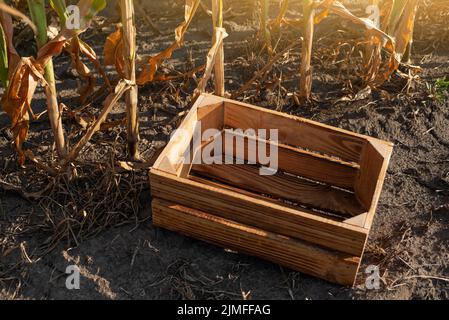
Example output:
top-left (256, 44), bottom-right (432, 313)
top-left (150, 94), bottom-right (393, 286)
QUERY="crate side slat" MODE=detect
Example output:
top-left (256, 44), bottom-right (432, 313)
top-left (153, 95), bottom-right (224, 174)
top-left (355, 139), bottom-right (394, 229)
top-left (152, 198), bottom-right (360, 286)
top-left (211, 92), bottom-right (393, 148)
top-left (223, 129), bottom-right (358, 190)
top-left (150, 169), bottom-right (368, 256)
top-left (190, 163), bottom-right (365, 217)
top-left (224, 101), bottom-right (367, 163)
top-left (197, 101), bottom-right (225, 133)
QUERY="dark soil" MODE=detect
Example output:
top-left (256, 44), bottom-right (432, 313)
top-left (1, 0), bottom-right (449, 300)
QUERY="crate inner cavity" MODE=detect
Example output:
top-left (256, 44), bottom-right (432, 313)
top-left (186, 128), bottom-right (367, 222)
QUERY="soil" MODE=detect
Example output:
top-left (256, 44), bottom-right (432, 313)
top-left (1, 0), bottom-right (449, 300)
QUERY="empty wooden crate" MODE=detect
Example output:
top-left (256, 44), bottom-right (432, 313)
top-left (150, 94), bottom-right (393, 286)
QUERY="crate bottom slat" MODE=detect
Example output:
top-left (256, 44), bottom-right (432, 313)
top-left (152, 198), bottom-right (361, 286)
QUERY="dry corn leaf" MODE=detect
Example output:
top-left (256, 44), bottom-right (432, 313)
top-left (152, 64), bottom-right (205, 82)
top-left (63, 103), bottom-right (94, 129)
top-left (175, 0), bottom-right (200, 44)
top-left (105, 0), bottom-right (200, 85)
top-left (326, 1), bottom-right (395, 50)
top-left (136, 0), bottom-right (200, 85)
top-left (66, 38), bottom-right (95, 103)
top-left (1, 58), bottom-right (46, 166)
top-left (0, 12), bottom-right (32, 165)
top-left (380, 0), bottom-right (395, 31)
top-left (322, 1), bottom-right (400, 85)
top-left (51, 0), bottom-right (110, 103)
top-left (314, 0), bottom-right (333, 24)
top-left (378, 0), bottom-right (420, 83)
top-left (104, 26), bottom-right (125, 77)
top-left (66, 37), bottom-right (111, 104)
top-left (390, 0), bottom-right (418, 58)
top-left (136, 42), bottom-right (177, 85)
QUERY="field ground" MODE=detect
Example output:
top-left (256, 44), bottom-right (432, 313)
top-left (1, 1), bottom-right (449, 299)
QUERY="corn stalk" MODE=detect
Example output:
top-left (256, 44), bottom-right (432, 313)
top-left (299, 0), bottom-right (314, 101)
top-left (27, 0), bottom-right (67, 157)
top-left (211, 0), bottom-right (224, 96)
top-left (120, 0), bottom-right (139, 160)
top-left (272, 0), bottom-right (289, 27)
top-left (388, 0), bottom-right (419, 63)
top-left (260, 0), bottom-right (273, 54)
top-left (0, 16), bottom-right (8, 87)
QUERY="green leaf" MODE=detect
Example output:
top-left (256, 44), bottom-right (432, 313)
top-left (83, 0), bottom-right (106, 22)
top-left (0, 22), bottom-right (9, 87)
top-left (435, 78), bottom-right (449, 101)
top-left (49, 0), bottom-right (68, 24)
top-left (50, 0), bottom-right (106, 31)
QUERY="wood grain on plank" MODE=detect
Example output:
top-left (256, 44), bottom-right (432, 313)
top-left (191, 163), bottom-right (365, 217)
top-left (197, 101), bottom-right (224, 133)
top-left (150, 168), bottom-right (368, 256)
top-left (152, 198), bottom-right (360, 286)
top-left (355, 139), bottom-right (394, 229)
top-left (153, 95), bottom-right (224, 175)
top-left (189, 175), bottom-right (347, 221)
top-left (223, 129), bottom-right (358, 190)
top-left (178, 130), bottom-right (223, 178)
top-left (224, 101), bottom-right (367, 163)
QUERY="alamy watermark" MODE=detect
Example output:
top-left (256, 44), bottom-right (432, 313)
top-left (171, 121), bottom-right (279, 176)
top-left (65, 5), bottom-right (81, 30)
top-left (365, 265), bottom-right (381, 290)
top-left (366, 5), bottom-right (380, 29)
top-left (65, 265), bottom-right (80, 290)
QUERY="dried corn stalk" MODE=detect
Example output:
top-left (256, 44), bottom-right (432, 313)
top-left (120, 0), bottom-right (139, 160)
top-left (271, 0), bottom-right (289, 28)
top-left (260, 0), bottom-right (273, 54)
top-left (299, 0), bottom-right (315, 101)
top-left (194, 27), bottom-right (228, 99)
top-left (388, 0), bottom-right (419, 63)
top-left (212, 0), bottom-right (225, 96)
top-left (28, 0), bottom-right (67, 158)
top-left (294, 0), bottom-right (420, 100)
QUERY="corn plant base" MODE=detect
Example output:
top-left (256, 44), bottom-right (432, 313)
top-left (150, 94), bottom-right (393, 286)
